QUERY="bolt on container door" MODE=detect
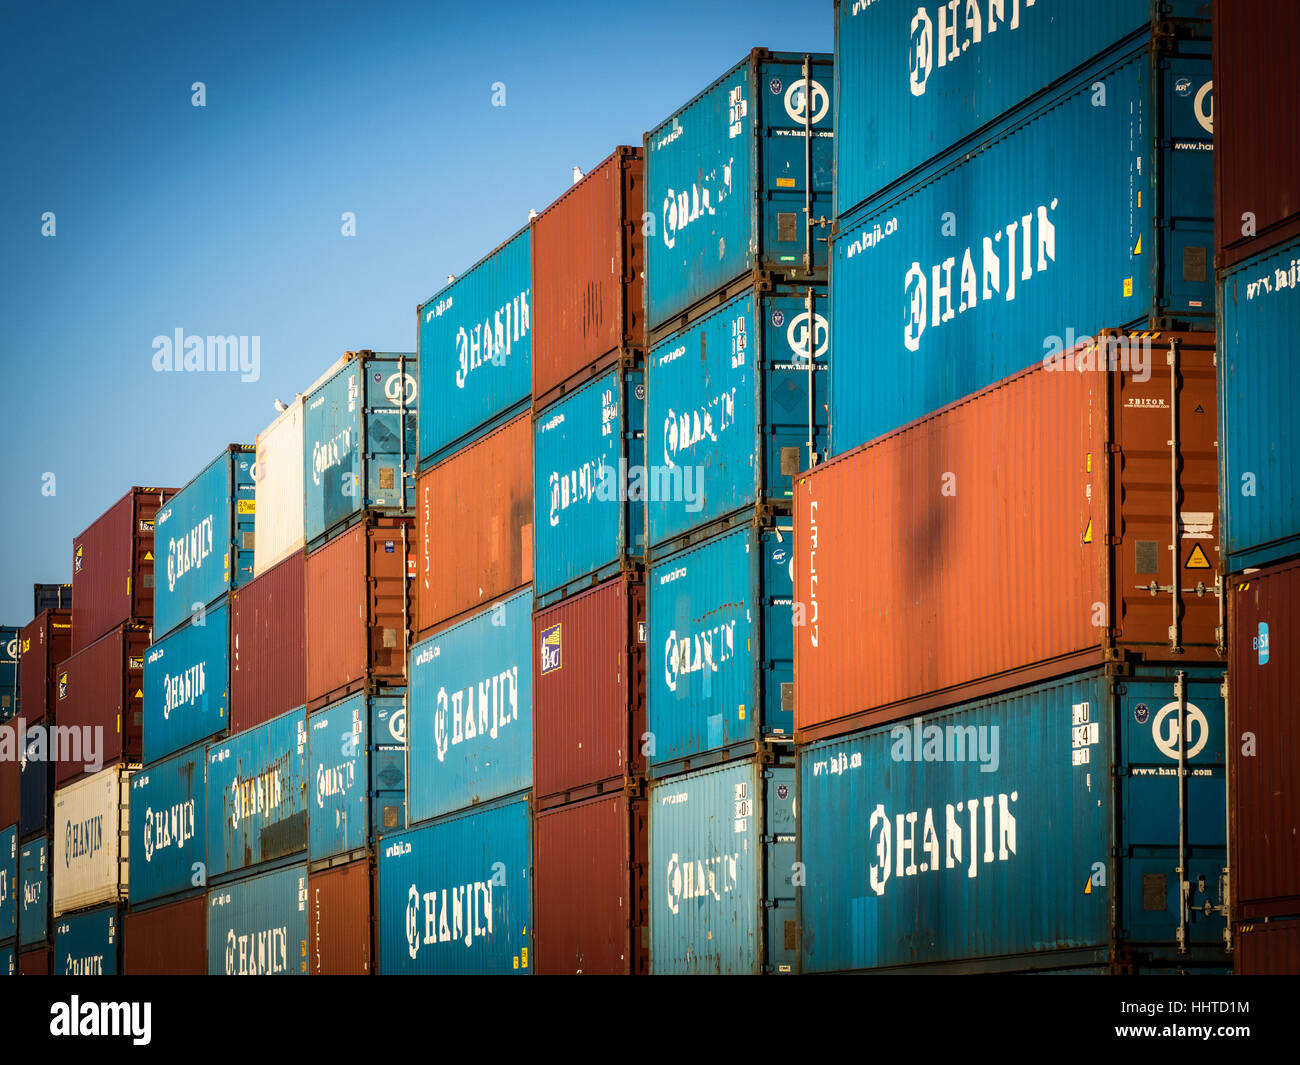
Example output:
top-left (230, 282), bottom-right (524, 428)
top-left (129, 746), bottom-right (204, 907)
top-left (55, 904), bottom-right (122, 975)
top-left (143, 599), bottom-right (230, 764)
top-left (206, 862), bottom-right (308, 975)
top-left (0, 825), bottom-right (16, 942)
top-left (18, 837), bottom-right (48, 948)
top-left (53, 765), bottom-right (132, 917)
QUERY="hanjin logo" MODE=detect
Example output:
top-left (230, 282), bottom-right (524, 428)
top-left (784, 79), bottom-right (829, 124)
top-left (385, 372), bottom-right (417, 406)
top-left (1151, 701), bottom-right (1210, 760)
top-left (786, 311), bottom-right (828, 363)
top-left (540, 624), bottom-right (562, 675)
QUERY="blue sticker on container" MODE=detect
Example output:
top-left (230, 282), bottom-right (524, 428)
top-left (1134, 702), bottom-right (1150, 725)
top-left (769, 78), bottom-right (782, 94)
top-left (540, 623), bottom-right (562, 675)
top-left (777, 784), bottom-right (789, 801)
top-left (771, 310), bottom-right (785, 328)
top-left (384, 541), bottom-right (395, 553)
top-left (1256, 622), bottom-right (1270, 665)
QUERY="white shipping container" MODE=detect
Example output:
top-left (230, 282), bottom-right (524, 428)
top-left (53, 764), bottom-right (134, 917)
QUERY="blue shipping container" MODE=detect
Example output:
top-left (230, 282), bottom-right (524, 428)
top-left (645, 50), bottom-right (833, 332)
top-left (206, 862), bottom-right (308, 975)
top-left (18, 837), bottom-right (47, 947)
top-left (206, 706), bottom-right (307, 880)
top-left (303, 351), bottom-right (418, 548)
top-left (0, 626), bottom-right (19, 722)
top-left (0, 826), bottom-right (14, 942)
top-left (153, 445), bottom-right (255, 639)
top-left (799, 665), bottom-right (1227, 973)
top-left (648, 757), bottom-right (796, 974)
top-left (19, 743), bottom-right (48, 839)
top-left (55, 904), bottom-right (121, 975)
top-left (143, 600), bottom-right (230, 764)
top-left (377, 797), bottom-right (532, 975)
top-left (830, 41), bottom-right (1213, 454)
top-left (647, 285), bottom-right (828, 550)
top-left (418, 228), bottom-right (531, 468)
top-left (534, 367), bottom-right (644, 605)
top-left (1218, 236), bottom-right (1300, 572)
top-left (129, 746), bottom-right (205, 906)
top-left (647, 521), bottom-right (793, 775)
top-left (408, 591), bottom-right (532, 825)
top-left (1, 943), bottom-right (12, 976)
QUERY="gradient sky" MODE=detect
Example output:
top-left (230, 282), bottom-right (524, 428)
top-left (0, 0), bottom-right (831, 625)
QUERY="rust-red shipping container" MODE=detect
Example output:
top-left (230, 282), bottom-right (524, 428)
top-left (1235, 921), bottom-right (1300, 975)
top-left (532, 146), bottom-right (645, 408)
top-left (54, 622), bottom-right (149, 784)
top-left (308, 858), bottom-right (373, 974)
top-left (533, 576), bottom-right (645, 808)
top-left (19, 609), bottom-right (72, 725)
top-left (795, 332), bottom-right (1222, 743)
top-left (123, 894), bottom-right (207, 974)
top-left (71, 486), bottom-right (172, 653)
top-left (0, 721), bottom-right (18, 827)
top-left (1229, 558), bottom-right (1300, 918)
top-left (1214, 0), bottom-right (1300, 268)
top-left (534, 792), bottom-right (648, 975)
top-left (416, 412), bottom-right (532, 635)
top-left (231, 550), bottom-right (306, 733)
top-left (19, 947), bottom-right (51, 975)
top-left (306, 515), bottom-right (414, 710)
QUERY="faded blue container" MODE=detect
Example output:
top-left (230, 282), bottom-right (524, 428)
top-left (206, 706), bottom-right (307, 881)
top-left (798, 665), bottom-right (1227, 973)
top-left (129, 746), bottom-right (205, 906)
top-left (308, 689), bottom-right (407, 862)
top-left (303, 351), bottom-right (418, 549)
top-left (0, 626), bottom-right (18, 722)
top-left (0, 826), bottom-right (14, 943)
top-left (830, 41), bottom-right (1214, 454)
top-left (143, 600), bottom-right (230, 763)
top-left (54, 904), bottom-right (122, 975)
top-left (418, 228), bottom-right (531, 468)
top-left (408, 591), bottom-right (532, 825)
top-left (1, 943), bottom-right (12, 975)
top-left (647, 521), bottom-right (793, 776)
top-left (18, 837), bottom-right (47, 947)
top-left (19, 745), bottom-right (48, 839)
top-left (1219, 236), bottom-right (1300, 573)
top-left (153, 445), bottom-right (255, 640)
top-left (647, 285), bottom-right (828, 550)
top-left (648, 756), bottom-right (796, 974)
top-left (834, 0), bottom-right (1208, 218)
top-left (534, 368), bottom-right (644, 606)
top-left (377, 796), bottom-right (532, 975)
top-left (206, 862), bottom-right (308, 975)
top-left (645, 50), bottom-right (833, 333)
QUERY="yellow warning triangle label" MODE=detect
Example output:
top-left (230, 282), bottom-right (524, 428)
top-left (145, 551), bottom-right (153, 561)
top-left (1186, 543), bottom-right (1212, 569)
top-left (1082, 519), bottom-right (1093, 544)
top-left (1133, 234), bottom-right (1142, 255)
top-left (134, 690), bottom-right (143, 698)
top-left (1084, 877), bottom-right (1092, 895)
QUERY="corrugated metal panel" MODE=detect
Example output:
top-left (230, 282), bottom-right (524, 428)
top-left (534, 793), bottom-right (648, 974)
top-left (308, 859), bottom-right (372, 974)
top-left (153, 446), bottom-right (255, 639)
top-left (0, 725), bottom-right (16, 828)
top-left (797, 337), bottom-right (1221, 742)
top-left (18, 837), bottom-right (47, 948)
top-left (254, 397), bottom-right (306, 576)
top-left (1, 825), bottom-right (15, 942)
top-left (123, 894), bottom-right (206, 974)
top-left (647, 521), bottom-right (793, 775)
top-left (19, 610), bottom-right (71, 724)
top-left (143, 599), bottom-right (230, 763)
top-left (19, 946), bottom-right (48, 975)
top-left (19, 752), bottom-right (50, 840)
top-left (52, 765), bottom-right (132, 916)
top-left (648, 757), bottom-right (797, 974)
top-left (798, 666), bottom-right (1228, 973)
top-left (418, 228), bottom-right (532, 467)
top-left (0, 626), bottom-right (17, 722)
top-left (33, 583), bottom-right (72, 616)
top-left (416, 413), bottom-right (533, 634)
top-left (230, 551), bottom-right (306, 734)
top-left (128, 746), bottom-right (204, 906)
top-left (532, 147), bottom-right (645, 406)
top-left (645, 50), bottom-right (833, 332)
top-left (206, 862), bottom-right (308, 975)
top-left (1218, 236), bottom-right (1300, 571)
top-left (376, 797), bottom-right (532, 974)
top-left (205, 706), bottom-right (307, 879)
top-left (534, 576), bottom-right (645, 806)
top-left (55, 623), bottom-right (150, 784)
top-left (830, 44), bottom-right (1214, 454)
top-left (533, 367), bottom-right (644, 604)
top-left (1236, 920), bottom-right (1300, 975)
top-left (54, 904), bottom-right (122, 975)
top-left (646, 285), bottom-right (828, 550)
top-left (408, 591), bottom-right (532, 824)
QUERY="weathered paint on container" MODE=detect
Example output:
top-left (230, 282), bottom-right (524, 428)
top-left (377, 797), bottom-right (532, 975)
top-left (533, 367), bottom-right (644, 605)
top-left (0, 825), bottom-right (15, 942)
top-left (55, 904), bottom-right (122, 975)
top-left (303, 351), bottom-right (418, 549)
top-left (648, 757), bottom-right (797, 974)
top-left (416, 413), bottom-right (533, 634)
top-left (52, 764), bottom-right (132, 916)
top-left (19, 609), bottom-right (70, 725)
top-left (534, 792), bottom-right (648, 974)
top-left (72, 487), bottom-right (172, 653)
top-left (647, 520), bottom-right (793, 776)
top-left (128, 746), bottom-right (204, 906)
top-left (1218, 236), bottom-right (1300, 572)
top-left (647, 284), bottom-right (828, 550)
top-left (798, 665), bottom-right (1228, 973)
top-left (143, 600), bottom-right (230, 763)
top-left (206, 862), bottom-right (308, 975)
top-left (18, 837), bottom-right (48, 948)
top-left (308, 858), bottom-right (372, 974)
top-left (153, 445), bottom-right (255, 639)
top-left (230, 551), bottom-right (306, 734)
top-left (830, 44), bottom-right (1214, 453)
top-left (19, 748), bottom-right (49, 840)
top-left (0, 626), bottom-right (18, 722)
top-left (645, 49), bottom-right (833, 333)
top-left (206, 706), bottom-right (307, 880)
top-left (797, 335), bottom-right (1221, 742)
top-left (532, 147), bottom-right (645, 407)
top-left (1235, 920), bottom-right (1300, 976)
top-left (418, 228), bottom-right (531, 468)
top-left (124, 893), bottom-right (207, 974)
top-left (408, 591), bottom-right (532, 825)
top-left (55, 623), bottom-right (149, 784)
top-left (33, 583), bottom-right (72, 616)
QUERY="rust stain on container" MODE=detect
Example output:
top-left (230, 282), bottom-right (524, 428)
top-left (19, 609), bottom-right (72, 725)
top-left (124, 894), bottom-right (207, 974)
top-left (231, 551), bottom-right (306, 734)
top-left (55, 622), bottom-right (150, 784)
top-left (308, 858), bottom-right (373, 974)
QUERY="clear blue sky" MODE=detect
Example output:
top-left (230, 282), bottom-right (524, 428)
top-left (0, 0), bottom-right (831, 625)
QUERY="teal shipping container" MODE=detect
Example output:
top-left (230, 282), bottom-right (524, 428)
top-left (206, 862), bottom-right (308, 975)
top-left (54, 904), bottom-right (122, 975)
top-left (129, 745), bottom-right (205, 906)
top-left (143, 600), bottom-right (230, 763)
top-left (18, 837), bottom-right (48, 947)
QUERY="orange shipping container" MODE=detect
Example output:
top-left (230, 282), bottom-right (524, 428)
top-left (124, 894), bottom-right (207, 974)
top-left (308, 859), bottom-right (372, 974)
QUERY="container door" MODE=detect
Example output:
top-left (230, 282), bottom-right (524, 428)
top-left (763, 765), bottom-right (797, 974)
top-left (760, 525), bottom-right (795, 739)
top-left (367, 521), bottom-right (413, 681)
top-left (230, 447), bottom-right (257, 591)
top-left (363, 356), bottom-right (418, 512)
top-left (760, 289), bottom-right (829, 499)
